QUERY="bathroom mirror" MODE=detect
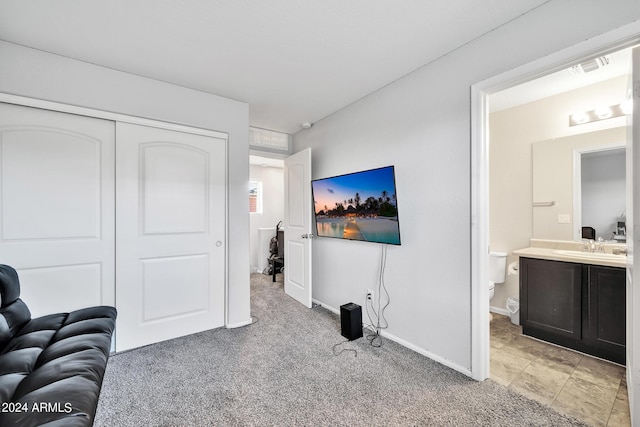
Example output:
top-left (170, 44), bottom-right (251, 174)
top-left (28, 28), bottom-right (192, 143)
top-left (532, 126), bottom-right (626, 242)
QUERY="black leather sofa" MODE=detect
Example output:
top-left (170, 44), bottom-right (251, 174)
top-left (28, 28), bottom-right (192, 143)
top-left (0, 264), bottom-right (117, 427)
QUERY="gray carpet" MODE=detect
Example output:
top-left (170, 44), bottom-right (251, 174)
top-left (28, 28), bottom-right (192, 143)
top-left (95, 273), bottom-right (586, 426)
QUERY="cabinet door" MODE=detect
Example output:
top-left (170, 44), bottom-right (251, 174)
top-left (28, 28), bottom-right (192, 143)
top-left (520, 257), bottom-right (582, 341)
top-left (587, 265), bottom-right (626, 363)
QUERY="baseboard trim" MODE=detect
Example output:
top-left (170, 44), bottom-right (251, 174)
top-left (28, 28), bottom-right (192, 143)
top-left (490, 306), bottom-right (510, 316)
top-left (627, 362), bottom-right (635, 423)
top-left (314, 299), bottom-right (473, 378)
top-left (376, 328), bottom-right (473, 377)
top-left (314, 299), bottom-right (339, 314)
top-left (226, 319), bottom-right (252, 329)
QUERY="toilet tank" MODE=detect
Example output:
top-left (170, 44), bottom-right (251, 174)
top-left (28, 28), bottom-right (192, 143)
top-left (489, 251), bottom-right (507, 284)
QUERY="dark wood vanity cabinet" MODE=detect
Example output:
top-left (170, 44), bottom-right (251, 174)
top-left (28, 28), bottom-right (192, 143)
top-left (586, 265), bottom-right (626, 361)
top-left (520, 257), bottom-right (625, 364)
top-left (520, 258), bottom-right (582, 341)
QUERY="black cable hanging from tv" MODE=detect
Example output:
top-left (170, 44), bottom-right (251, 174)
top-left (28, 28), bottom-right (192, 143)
top-left (365, 244), bottom-right (390, 347)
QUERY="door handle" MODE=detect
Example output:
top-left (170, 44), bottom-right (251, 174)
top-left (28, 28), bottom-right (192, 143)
top-left (301, 234), bottom-right (315, 239)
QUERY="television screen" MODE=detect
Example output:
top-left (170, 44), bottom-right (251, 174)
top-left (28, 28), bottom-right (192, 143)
top-left (311, 166), bottom-right (401, 245)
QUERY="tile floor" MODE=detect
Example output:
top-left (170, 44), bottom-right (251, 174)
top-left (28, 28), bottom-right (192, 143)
top-left (490, 314), bottom-right (630, 426)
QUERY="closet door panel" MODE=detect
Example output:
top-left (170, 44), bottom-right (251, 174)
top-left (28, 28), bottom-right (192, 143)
top-left (2, 129), bottom-right (100, 240)
top-left (142, 144), bottom-right (208, 234)
top-left (115, 122), bottom-right (226, 352)
top-left (0, 103), bottom-right (115, 317)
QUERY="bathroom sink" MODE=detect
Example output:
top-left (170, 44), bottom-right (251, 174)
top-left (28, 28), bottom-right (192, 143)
top-left (552, 249), bottom-right (625, 261)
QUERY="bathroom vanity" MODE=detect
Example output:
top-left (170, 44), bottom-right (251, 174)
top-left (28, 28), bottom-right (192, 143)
top-left (514, 245), bottom-right (626, 364)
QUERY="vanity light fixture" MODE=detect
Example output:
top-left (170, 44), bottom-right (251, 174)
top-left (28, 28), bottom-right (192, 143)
top-left (569, 102), bottom-right (630, 126)
top-left (594, 106), bottom-right (613, 119)
top-left (570, 111), bottom-right (589, 125)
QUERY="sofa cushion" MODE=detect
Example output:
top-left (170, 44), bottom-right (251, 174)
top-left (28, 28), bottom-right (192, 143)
top-left (0, 306), bottom-right (116, 427)
top-left (0, 264), bottom-right (22, 308)
top-left (0, 265), bottom-right (31, 349)
top-left (0, 299), bottom-right (31, 350)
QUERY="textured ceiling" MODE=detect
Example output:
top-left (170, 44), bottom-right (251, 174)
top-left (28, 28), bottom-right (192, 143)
top-left (0, 0), bottom-right (549, 134)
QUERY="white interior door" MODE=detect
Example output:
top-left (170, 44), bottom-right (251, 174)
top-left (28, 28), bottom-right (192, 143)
top-left (115, 122), bottom-right (227, 351)
top-left (284, 148), bottom-right (312, 307)
top-left (628, 45), bottom-right (640, 427)
top-left (0, 103), bottom-right (115, 316)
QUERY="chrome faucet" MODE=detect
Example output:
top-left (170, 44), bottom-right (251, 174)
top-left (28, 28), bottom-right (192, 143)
top-left (582, 238), bottom-right (607, 253)
top-left (582, 239), bottom-right (601, 253)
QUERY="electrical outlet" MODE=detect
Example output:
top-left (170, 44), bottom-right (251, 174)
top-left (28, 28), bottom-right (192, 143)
top-left (367, 289), bottom-right (374, 304)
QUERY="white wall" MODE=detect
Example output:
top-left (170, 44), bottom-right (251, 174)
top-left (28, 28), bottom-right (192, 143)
top-left (293, 1), bottom-right (640, 373)
top-left (0, 40), bottom-right (251, 327)
top-left (249, 164), bottom-right (284, 272)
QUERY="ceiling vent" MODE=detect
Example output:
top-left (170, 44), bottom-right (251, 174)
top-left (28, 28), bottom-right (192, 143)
top-left (249, 127), bottom-right (291, 154)
top-left (569, 56), bottom-right (610, 75)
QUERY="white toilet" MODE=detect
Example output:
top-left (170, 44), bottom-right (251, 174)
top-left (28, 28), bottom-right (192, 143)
top-left (489, 251), bottom-right (507, 311)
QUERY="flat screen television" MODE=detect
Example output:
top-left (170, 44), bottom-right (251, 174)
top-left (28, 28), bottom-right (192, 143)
top-left (311, 166), bottom-right (401, 245)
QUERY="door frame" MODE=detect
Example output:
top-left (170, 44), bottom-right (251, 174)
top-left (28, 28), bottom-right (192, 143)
top-left (0, 93), bottom-right (232, 327)
top-left (0, 94), bottom-right (227, 139)
top-left (470, 21), bottom-right (640, 385)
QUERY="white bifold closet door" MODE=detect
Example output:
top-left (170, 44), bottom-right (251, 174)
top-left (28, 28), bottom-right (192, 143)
top-left (0, 103), bottom-right (115, 316)
top-left (0, 103), bottom-right (227, 352)
top-left (115, 122), bottom-right (227, 352)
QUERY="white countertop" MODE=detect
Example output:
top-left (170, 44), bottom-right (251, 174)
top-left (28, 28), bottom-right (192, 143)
top-left (513, 246), bottom-right (626, 268)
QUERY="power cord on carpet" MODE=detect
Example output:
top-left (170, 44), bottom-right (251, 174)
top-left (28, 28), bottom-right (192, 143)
top-left (332, 339), bottom-right (358, 357)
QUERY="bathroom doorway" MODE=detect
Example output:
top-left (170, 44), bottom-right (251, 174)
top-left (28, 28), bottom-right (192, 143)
top-left (471, 33), bottom-right (640, 424)
top-left (486, 47), bottom-right (630, 328)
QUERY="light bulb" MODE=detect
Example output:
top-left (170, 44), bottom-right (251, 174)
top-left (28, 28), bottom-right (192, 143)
top-left (595, 106), bottom-right (612, 119)
top-left (571, 112), bottom-right (589, 124)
